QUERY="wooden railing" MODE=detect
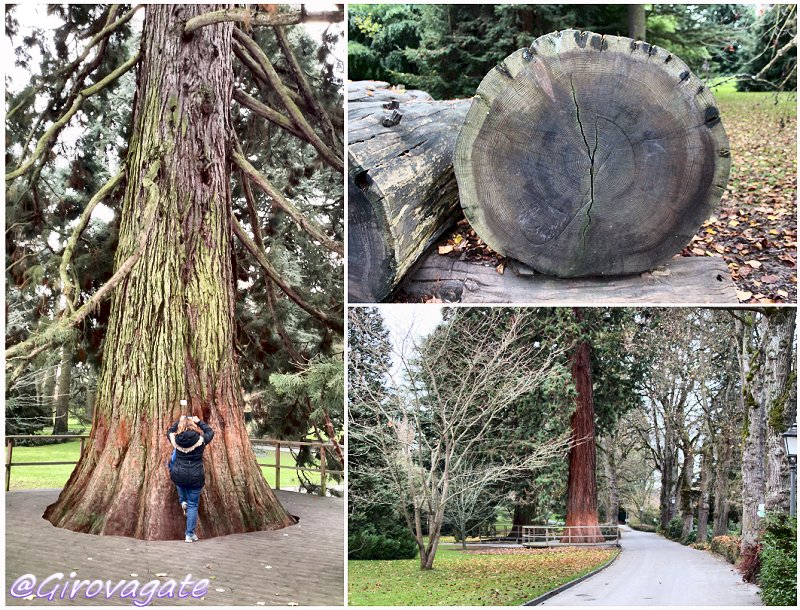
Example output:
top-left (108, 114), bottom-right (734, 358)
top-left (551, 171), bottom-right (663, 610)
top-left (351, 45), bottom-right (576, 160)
top-left (521, 524), bottom-right (621, 546)
top-left (5, 435), bottom-right (343, 494)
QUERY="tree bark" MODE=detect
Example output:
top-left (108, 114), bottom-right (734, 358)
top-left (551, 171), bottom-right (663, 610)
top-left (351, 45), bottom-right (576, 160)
top-left (679, 432), bottom-right (694, 541)
top-left (739, 310), bottom-right (794, 552)
top-left (599, 435), bottom-right (620, 525)
top-left (52, 343), bottom-right (73, 435)
top-left (628, 5), bottom-right (647, 41)
top-left (697, 445), bottom-right (711, 543)
top-left (454, 29), bottom-right (730, 278)
top-left (43, 4), bottom-right (294, 540)
top-left (712, 433), bottom-right (734, 536)
top-left (563, 313), bottom-right (603, 543)
top-left (41, 363), bottom-right (57, 424)
top-left (659, 417), bottom-right (678, 530)
top-left (348, 82), bottom-right (470, 302)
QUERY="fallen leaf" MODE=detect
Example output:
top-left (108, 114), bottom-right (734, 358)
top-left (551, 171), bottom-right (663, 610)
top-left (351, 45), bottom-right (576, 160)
top-left (736, 290), bottom-right (753, 301)
top-left (496, 261), bottom-right (506, 275)
top-left (761, 274), bottom-right (779, 284)
top-left (438, 245), bottom-right (453, 255)
top-left (748, 260), bottom-right (762, 268)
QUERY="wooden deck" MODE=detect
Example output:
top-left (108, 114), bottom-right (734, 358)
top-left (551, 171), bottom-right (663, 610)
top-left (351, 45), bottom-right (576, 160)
top-left (6, 489), bottom-right (344, 606)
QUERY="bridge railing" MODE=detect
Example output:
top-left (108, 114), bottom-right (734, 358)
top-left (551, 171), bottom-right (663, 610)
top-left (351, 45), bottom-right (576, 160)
top-left (5, 435), bottom-right (343, 495)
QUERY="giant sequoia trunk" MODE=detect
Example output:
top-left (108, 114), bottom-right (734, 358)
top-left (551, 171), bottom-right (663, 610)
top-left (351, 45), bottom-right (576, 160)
top-left (44, 5), bottom-right (294, 540)
top-left (562, 318), bottom-right (603, 543)
top-left (454, 30), bottom-right (730, 278)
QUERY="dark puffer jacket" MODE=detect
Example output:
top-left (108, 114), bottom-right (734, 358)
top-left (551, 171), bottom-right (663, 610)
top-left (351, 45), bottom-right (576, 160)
top-left (167, 419), bottom-right (214, 489)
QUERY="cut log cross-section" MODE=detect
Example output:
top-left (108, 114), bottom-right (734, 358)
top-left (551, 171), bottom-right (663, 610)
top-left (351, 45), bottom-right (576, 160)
top-left (455, 30), bottom-right (731, 278)
top-left (348, 81), bottom-right (470, 301)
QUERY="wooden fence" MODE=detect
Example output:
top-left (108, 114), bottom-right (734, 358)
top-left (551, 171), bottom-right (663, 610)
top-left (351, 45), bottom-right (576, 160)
top-left (521, 524), bottom-right (621, 546)
top-left (5, 435), bottom-right (343, 494)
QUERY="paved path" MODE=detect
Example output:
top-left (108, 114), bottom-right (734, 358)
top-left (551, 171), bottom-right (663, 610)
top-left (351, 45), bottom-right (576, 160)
top-left (541, 526), bottom-right (762, 606)
top-left (6, 489), bottom-right (344, 606)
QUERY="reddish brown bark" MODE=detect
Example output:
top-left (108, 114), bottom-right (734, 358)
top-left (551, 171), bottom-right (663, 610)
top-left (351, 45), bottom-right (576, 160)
top-left (43, 5), bottom-right (294, 540)
top-left (562, 319), bottom-right (604, 543)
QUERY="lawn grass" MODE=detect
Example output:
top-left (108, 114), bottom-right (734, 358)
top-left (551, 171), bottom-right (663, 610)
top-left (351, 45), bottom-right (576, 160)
top-left (7, 440), bottom-right (322, 490)
top-left (348, 546), bottom-right (619, 606)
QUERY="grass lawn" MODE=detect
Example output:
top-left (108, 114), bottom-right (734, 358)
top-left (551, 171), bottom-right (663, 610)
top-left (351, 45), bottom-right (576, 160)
top-left (7, 439), bottom-right (321, 490)
top-left (348, 546), bottom-right (619, 606)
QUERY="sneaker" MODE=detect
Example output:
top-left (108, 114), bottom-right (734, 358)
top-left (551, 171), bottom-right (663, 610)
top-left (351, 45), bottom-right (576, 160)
top-left (181, 501), bottom-right (187, 516)
top-left (190, 534), bottom-right (199, 542)
top-left (185, 535), bottom-right (193, 543)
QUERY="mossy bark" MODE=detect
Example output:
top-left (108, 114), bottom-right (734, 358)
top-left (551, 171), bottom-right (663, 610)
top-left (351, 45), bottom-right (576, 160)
top-left (43, 4), bottom-right (295, 540)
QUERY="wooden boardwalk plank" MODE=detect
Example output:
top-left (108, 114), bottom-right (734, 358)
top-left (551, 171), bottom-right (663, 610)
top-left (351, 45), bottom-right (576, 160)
top-left (6, 489), bottom-right (343, 606)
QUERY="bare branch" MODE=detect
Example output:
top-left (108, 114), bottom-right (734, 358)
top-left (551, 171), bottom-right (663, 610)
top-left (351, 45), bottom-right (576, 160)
top-left (755, 34), bottom-right (798, 81)
top-left (233, 88), bottom-right (305, 141)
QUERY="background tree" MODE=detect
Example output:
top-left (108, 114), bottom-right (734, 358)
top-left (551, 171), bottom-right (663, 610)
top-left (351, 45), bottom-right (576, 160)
top-left (349, 308), bottom-right (571, 570)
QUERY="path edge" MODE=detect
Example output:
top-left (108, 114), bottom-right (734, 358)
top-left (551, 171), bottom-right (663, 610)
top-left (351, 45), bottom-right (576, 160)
top-left (521, 547), bottom-right (622, 606)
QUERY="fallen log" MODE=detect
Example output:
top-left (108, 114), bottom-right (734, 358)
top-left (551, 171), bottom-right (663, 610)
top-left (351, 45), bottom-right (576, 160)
top-left (454, 30), bottom-right (731, 278)
top-left (400, 253), bottom-right (738, 304)
top-left (347, 81), bottom-right (470, 302)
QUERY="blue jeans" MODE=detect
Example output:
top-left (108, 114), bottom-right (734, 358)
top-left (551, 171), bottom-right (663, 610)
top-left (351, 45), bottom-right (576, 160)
top-left (176, 486), bottom-right (202, 537)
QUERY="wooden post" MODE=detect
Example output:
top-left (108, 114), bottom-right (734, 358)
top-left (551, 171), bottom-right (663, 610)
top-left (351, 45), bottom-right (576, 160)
top-left (6, 438), bottom-right (14, 492)
top-left (79, 436), bottom-right (86, 458)
top-left (320, 445), bottom-right (327, 496)
top-left (275, 441), bottom-right (281, 491)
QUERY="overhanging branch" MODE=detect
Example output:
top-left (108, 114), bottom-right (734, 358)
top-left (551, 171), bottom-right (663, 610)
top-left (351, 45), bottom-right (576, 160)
top-left (232, 216), bottom-right (343, 334)
top-left (184, 7), bottom-right (343, 35)
top-left (232, 150), bottom-right (343, 256)
top-left (6, 52), bottom-right (141, 182)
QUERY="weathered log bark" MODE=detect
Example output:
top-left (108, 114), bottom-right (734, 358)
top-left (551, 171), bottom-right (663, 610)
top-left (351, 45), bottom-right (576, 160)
top-left (399, 253), bottom-right (737, 303)
top-left (455, 29), bottom-right (730, 277)
top-left (347, 81), bottom-right (470, 302)
top-left (43, 5), bottom-right (294, 540)
top-left (562, 317), bottom-right (604, 543)
top-left (52, 343), bottom-right (73, 435)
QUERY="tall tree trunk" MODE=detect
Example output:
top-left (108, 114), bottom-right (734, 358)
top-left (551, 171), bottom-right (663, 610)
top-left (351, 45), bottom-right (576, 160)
top-left (697, 445), bottom-right (711, 544)
top-left (52, 343), bottom-right (73, 435)
top-left (679, 434), bottom-right (694, 541)
top-left (43, 5), bottom-right (294, 540)
top-left (41, 362), bottom-right (57, 423)
top-left (563, 313), bottom-right (603, 543)
top-left (712, 434), bottom-right (733, 536)
top-left (659, 419), bottom-right (677, 530)
top-left (739, 310), bottom-right (794, 553)
top-left (628, 4), bottom-right (646, 41)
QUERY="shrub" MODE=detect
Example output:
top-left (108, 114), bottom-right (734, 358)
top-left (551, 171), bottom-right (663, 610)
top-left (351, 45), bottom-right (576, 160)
top-left (711, 535), bottom-right (741, 564)
top-left (738, 543), bottom-right (761, 583)
top-left (691, 542), bottom-right (710, 551)
top-left (759, 514), bottom-right (797, 606)
top-left (664, 516), bottom-right (683, 541)
top-left (348, 522), bottom-right (419, 560)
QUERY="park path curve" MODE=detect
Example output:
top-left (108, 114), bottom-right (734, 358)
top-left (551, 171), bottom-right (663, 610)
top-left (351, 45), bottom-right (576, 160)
top-left (540, 526), bottom-right (761, 606)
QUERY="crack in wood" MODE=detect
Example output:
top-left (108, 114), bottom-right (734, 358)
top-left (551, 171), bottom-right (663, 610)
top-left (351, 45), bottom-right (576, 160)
top-left (569, 76), bottom-right (597, 247)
